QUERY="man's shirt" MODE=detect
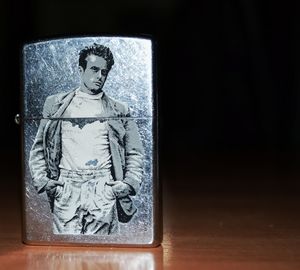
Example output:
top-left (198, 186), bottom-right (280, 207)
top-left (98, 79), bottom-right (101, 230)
top-left (59, 89), bottom-right (112, 171)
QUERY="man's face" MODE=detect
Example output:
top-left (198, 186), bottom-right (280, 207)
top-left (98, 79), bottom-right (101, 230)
top-left (79, 54), bottom-right (109, 94)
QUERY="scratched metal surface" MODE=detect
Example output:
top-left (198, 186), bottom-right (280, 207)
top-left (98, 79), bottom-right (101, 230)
top-left (23, 37), bottom-right (153, 118)
top-left (22, 37), bottom-right (156, 245)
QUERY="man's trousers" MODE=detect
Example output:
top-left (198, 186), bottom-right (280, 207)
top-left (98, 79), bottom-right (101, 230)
top-left (52, 168), bottom-right (118, 235)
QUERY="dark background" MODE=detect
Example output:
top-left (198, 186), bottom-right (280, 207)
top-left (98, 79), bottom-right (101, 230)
top-left (2, 0), bottom-right (300, 195)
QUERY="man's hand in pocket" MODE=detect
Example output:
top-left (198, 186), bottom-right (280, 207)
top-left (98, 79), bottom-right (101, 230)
top-left (106, 181), bottom-right (133, 198)
top-left (45, 180), bottom-right (64, 198)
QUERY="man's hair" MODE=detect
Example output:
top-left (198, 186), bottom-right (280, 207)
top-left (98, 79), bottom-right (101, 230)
top-left (79, 43), bottom-right (114, 71)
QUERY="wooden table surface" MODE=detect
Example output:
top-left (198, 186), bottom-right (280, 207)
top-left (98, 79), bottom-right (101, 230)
top-left (1, 165), bottom-right (300, 269)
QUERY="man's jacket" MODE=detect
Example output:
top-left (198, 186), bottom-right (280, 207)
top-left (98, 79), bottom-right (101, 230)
top-left (29, 89), bottom-right (144, 222)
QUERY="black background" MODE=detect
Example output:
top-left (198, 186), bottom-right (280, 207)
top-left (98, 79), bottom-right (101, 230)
top-left (2, 0), bottom-right (300, 195)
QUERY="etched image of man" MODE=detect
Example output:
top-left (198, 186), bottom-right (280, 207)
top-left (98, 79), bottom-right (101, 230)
top-left (29, 44), bottom-right (144, 235)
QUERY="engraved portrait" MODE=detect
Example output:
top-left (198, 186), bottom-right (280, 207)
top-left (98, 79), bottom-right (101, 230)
top-left (23, 38), bottom-right (154, 243)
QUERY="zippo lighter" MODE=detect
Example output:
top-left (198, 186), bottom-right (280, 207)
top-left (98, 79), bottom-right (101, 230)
top-left (20, 37), bottom-right (160, 246)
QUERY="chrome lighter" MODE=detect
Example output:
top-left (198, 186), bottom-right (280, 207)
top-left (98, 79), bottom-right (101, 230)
top-left (20, 37), bottom-right (160, 246)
